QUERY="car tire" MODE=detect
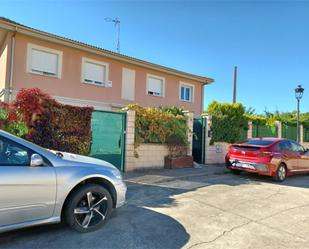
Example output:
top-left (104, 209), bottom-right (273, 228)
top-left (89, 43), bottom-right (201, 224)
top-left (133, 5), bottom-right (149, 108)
top-left (273, 164), bottom-right (287, 182)
top-left (64, 183), bottom-right (113, 233)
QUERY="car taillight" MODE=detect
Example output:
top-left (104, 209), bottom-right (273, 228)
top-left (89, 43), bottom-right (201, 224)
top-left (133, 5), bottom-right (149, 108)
top-left (258, 149), bottom-right (273, 157)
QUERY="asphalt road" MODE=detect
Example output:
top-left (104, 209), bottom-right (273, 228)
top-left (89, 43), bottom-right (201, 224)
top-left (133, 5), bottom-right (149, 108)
top-left (1, 166), bottom-right (309, 249)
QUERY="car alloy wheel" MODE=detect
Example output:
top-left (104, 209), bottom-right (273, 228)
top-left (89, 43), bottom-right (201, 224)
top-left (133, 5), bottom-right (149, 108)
top-left (273, 164), bottom-right (287, 182)
top-left (74, 191), bottom-right (108, 229)
top-left (278, 166), bottom-right (286, 181)
top-left (64, 184), bottom-right (113, 233)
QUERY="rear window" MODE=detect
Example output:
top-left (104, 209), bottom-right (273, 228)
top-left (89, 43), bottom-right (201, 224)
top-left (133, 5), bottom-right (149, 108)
top-left (246, 140), bottom-right (274, 146)
top-left (232, 145), bottom-right (260, 151)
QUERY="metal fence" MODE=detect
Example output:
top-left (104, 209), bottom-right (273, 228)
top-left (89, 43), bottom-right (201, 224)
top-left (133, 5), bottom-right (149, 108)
top-left (239, 128), bottom-right (248, 142)
top-left (281, 124), bottom-right (297, 141)
top-left (252, 124), bottom-right (278, 138)
top-left (304, 127), bottom-right (309, 142)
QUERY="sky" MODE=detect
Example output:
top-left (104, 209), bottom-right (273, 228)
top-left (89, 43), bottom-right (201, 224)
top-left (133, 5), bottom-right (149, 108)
top-left (0, 0), bottom-right (308, 114)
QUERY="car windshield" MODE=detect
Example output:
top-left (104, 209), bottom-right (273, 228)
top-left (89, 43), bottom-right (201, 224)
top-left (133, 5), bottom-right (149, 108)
top-left (246, 140), bottom-right (274, 146)
top-left (3, 132), bottom-right (64, 158)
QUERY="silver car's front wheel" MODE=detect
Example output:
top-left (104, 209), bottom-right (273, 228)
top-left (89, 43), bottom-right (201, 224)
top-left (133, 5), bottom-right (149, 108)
top-left (64, 184), bottom-right (113, 233)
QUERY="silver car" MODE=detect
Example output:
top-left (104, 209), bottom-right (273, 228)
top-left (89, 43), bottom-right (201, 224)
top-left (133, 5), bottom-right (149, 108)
top-left (0, 130), bottom-right (126, 233)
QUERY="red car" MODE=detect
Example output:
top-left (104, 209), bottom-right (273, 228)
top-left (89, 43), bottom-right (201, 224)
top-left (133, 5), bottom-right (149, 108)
top-left (225, 138), bottom-right (309, 181)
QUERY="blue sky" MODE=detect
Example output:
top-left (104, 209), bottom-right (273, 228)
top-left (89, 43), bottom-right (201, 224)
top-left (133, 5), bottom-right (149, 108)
top-left (1, 0), bottom-right (308, 114)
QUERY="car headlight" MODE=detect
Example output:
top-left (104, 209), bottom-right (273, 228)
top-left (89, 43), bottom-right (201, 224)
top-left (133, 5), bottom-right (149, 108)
top-left (111, 168), bottom-right (123, 180)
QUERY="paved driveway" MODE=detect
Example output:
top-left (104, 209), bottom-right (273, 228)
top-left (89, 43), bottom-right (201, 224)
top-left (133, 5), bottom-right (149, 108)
top-left (1, 165), bottom-right (309, 249)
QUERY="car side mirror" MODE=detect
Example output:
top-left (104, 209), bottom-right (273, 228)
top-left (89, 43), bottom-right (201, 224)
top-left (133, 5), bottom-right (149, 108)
top-left (30, 154), bottom-right (44, 167)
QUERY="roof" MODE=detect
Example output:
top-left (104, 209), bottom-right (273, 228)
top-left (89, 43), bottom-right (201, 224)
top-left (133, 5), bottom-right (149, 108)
top-left (0, 17), bottom-right (214, 84)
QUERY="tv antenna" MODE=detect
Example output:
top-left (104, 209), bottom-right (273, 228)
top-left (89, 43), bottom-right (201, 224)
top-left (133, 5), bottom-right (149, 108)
top-left (104, 17), bottom-right (120, 53)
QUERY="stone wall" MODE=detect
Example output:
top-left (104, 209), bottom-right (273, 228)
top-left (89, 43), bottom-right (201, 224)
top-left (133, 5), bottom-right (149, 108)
top-left (205, 142), bottom-right (229, 164)
top-left (126, 143), bottom-right (169, 171)
top-left (124, 110), bottom-right (193, 171)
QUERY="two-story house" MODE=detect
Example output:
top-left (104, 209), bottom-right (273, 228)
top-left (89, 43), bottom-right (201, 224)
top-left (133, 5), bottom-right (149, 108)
top-left (0, 17), bottom-right (214, 115)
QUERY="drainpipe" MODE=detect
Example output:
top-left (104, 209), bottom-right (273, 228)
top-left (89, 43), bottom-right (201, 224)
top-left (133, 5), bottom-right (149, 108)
top-left (201, 81), bottom-right (208, 114)
top-left (8, 27), bottom-right (17, 102)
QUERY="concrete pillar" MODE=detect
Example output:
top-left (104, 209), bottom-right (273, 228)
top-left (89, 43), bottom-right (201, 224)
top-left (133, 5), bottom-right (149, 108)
top-left (247, 120), bottom-right (253, 139)
top-left (300, 124), bottom-right (304, 144)
top-left (125, 110), bottom-right (136, 171)
top-left (275, 121), bottom-right (282, 138)
top-left (184, 111), bottom-right (194, 156)
top-left (204, 114), bottom-right (212, 164)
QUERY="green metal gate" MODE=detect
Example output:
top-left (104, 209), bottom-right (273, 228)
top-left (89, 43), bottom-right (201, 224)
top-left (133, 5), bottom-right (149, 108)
top-left (192, 117), bottom-right (206, 164)
top-left (90, 111), bottom-right (126, 171)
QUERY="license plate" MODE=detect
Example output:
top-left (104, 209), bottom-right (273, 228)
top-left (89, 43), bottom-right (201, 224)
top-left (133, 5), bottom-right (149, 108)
top-left (238, 163), bottom-right (254, 169)
top-left (230, 160), bottom-right (255, 169)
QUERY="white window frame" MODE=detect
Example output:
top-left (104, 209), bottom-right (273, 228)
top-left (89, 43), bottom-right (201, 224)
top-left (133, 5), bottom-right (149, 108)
top-left (81, 57), bottom-right (109, 87)
top-left (146, 74), bottom-right (165, 97)
top-left (26, 43), bottom-right (63, 78)
top-left (179, 82), bottom-right (194, 103)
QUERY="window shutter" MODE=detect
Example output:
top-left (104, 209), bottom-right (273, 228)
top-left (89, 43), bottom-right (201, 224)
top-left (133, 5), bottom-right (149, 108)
top-left (31, 49), bottom-right (58, 75)
top-left (84, 62), bottom-right (105, 84)
top-left (148, 77), bottom-right (163, 95)
top-left (121, 68), bottom-right (135, 100)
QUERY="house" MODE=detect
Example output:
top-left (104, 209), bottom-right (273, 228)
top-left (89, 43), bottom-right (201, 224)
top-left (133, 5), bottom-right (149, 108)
top-left (0, 17), bottom-right (214, 115)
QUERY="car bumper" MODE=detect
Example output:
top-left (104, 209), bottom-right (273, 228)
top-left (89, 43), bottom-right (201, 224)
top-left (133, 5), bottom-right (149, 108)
top-left (227, 159), bottom-right (272, 176)
top-left (114, 180), bottom-right (127, 208)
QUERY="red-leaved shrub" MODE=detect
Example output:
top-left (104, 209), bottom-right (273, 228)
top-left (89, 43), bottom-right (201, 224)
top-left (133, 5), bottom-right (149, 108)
top-left (15, 88), bottom-right (93, 155)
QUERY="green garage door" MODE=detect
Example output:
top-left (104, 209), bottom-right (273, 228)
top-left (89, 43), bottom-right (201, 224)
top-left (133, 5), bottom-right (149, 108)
top-left (91, 111), bottom-right (126, 171)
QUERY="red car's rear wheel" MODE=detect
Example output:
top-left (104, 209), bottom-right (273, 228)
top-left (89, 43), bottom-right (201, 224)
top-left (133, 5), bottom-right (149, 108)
top-left (273, 164), bottom-right (287, 182)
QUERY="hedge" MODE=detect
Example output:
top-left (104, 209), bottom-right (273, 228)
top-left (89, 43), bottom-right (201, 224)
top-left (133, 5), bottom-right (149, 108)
top-left (207, 101), bottom-right (248, 144)
top-left (0, 102), bottom-right (29, 137)
top-left (15, 88), bottom-right (93, 155)
top-left (125, 104), bottom-right (188, 157)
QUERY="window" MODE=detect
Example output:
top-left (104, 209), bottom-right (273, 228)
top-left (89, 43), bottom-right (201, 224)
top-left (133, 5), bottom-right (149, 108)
top-left (0, 137), bottom-right (32, 166)
top-left (246, 140), bottom-right (274, 146)
top-left (278, 141), bottom-right (292, 151)
top-left (81, 58), bottom-right (109, 86)
top-left (180, 83), bottom-right (194, 102)
top-left (27, 44), bottom-right (62, 78)
top-left (290, 141), bottom-right (305, 153)
top-left (147, 74), bottom-right (165, 97)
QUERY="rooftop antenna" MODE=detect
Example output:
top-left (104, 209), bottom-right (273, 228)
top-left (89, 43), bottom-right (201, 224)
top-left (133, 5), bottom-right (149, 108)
top-left (104, 17), bottom-right (120, 53)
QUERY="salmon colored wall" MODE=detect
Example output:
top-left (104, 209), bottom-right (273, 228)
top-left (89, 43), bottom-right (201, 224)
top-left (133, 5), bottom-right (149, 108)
top-left (12, 33), bottom-right (203, 114)
top-left (0, 33), bottom-right (10, 91)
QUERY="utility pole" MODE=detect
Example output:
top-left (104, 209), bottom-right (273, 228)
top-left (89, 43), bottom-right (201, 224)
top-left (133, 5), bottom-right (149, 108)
top-left (233, 66), bottom-right (237, 103)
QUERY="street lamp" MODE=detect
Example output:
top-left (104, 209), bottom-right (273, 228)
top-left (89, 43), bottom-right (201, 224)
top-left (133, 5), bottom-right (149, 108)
top-left (295, 85), bottom-right (304, 142)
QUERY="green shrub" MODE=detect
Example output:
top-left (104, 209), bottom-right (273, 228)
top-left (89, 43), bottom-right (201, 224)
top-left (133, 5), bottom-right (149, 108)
top-left (206, 101), bottom-right (248, 144)
top-left (125, 104), bottom-right (188, 157)
top-left (0, 103), bottom-right (29, 137)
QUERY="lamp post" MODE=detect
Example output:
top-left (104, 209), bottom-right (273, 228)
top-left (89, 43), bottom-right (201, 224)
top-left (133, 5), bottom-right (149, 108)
top-left (295, 85), bottom-right (304, 143)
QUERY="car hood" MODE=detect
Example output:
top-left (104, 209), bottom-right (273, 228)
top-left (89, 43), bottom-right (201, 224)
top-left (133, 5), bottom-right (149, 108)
top-left (50, 150), bottom-right (117, 170)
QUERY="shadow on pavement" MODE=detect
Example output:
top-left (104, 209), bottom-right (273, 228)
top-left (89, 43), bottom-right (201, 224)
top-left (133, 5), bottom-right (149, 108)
top-left (0, 204), bottom-right (189, 249)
